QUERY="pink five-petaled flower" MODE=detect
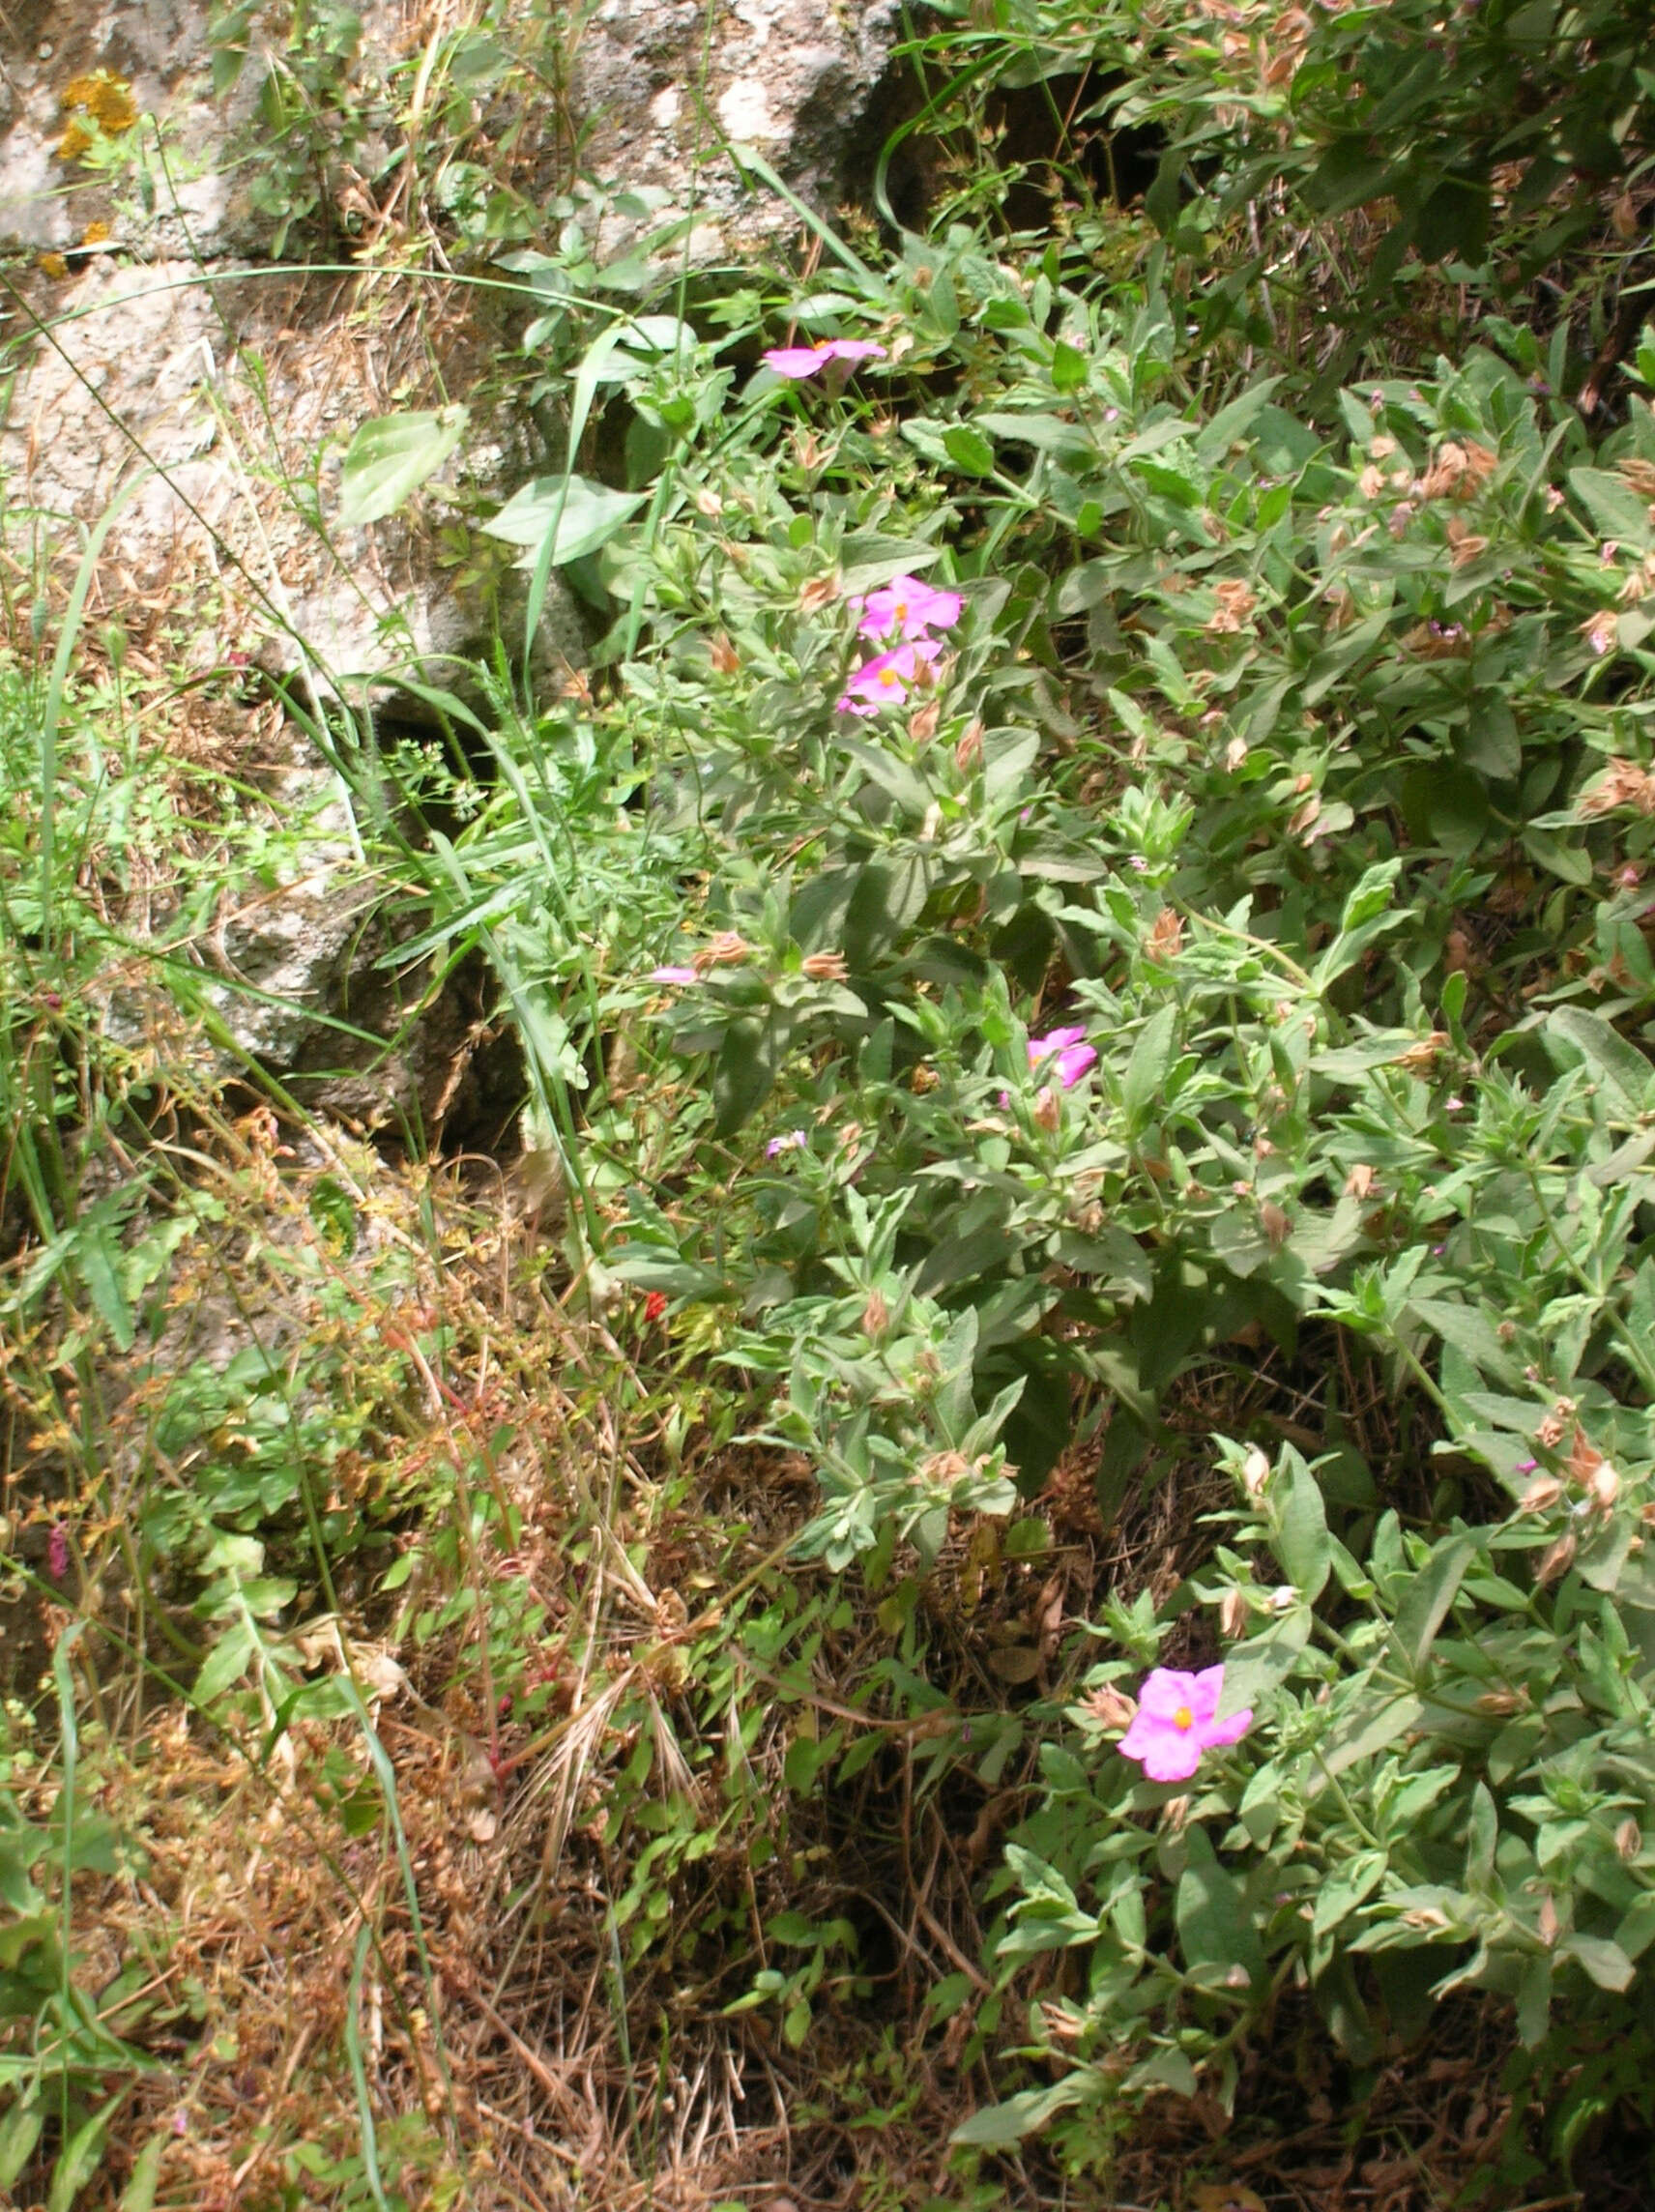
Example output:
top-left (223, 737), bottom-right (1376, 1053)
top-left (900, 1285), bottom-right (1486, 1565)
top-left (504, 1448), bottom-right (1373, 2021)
top-left (836, 638), bottom-right (941, 716)
top-left (1028, 1025), bottom-right (1096, 1090)
top-left (650, 965), bottom-right (699, 986)
top-left (1118, 1665), bottom-right (1252, 1784)
top-left (855, 573), bottom-right (963, 644)
top-left (763, 338), bottom-right (888, 380)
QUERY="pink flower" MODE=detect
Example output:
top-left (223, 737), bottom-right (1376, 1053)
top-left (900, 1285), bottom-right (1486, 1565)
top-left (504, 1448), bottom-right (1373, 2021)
top-left (1118, 1665), bottom-right (1252, 1783)
top-left (763, 338), bottom-right (887, 380)
top-left (1028, 1026), bottom-right (1096, 1089)
top-left (836, 639), bottom-right (941, 716)
top-left (855, 573), bottom-right (963, 643)
top-left (48, 1523), bottom-right (69, 1581)
top-left (650, 966), bottom-right (698, 986)
top-left (766, 1129), bottom-right (808, 1157)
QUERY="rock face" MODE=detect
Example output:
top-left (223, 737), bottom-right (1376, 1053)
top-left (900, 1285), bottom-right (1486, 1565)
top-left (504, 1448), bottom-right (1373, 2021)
top-left (571, 0), bottom-right (904, 256)
top-left (0, 0), bottom-right (251, 256)
top-left (0, 0), bottom-right (907, 1119)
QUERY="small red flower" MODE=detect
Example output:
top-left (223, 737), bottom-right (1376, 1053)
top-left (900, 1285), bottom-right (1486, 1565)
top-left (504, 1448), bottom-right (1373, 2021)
top-left (643, 1292), bottom-right (669, 1324)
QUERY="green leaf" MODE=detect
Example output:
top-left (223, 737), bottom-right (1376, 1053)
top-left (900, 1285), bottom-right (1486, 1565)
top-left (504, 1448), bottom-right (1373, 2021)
top-left (119, 2136), bottom-right (165, 2212)
top-left (1562, 1933), bottom-right (1634, 1992)
top-left (1312, 1847), bottom-right (1388, 1937)
top-left (949, 2079), bottom-right (1086, 2147)
top-left (1050, 340), bottom-right (1087, 394)
top-left (711, 1017), bottom-right (776, 1138)
top-left (1544, 1006), bottom-right (1654, 1121)
top-left (1219, 1606), bottom-right (1312, 1719)
top-left (480, 473), bottom-right (647, 565)
top-left (1176, 1825), bottom-right (1265, 1991)
top-left (0, 2098), bottom-right (43, 2192)
top-left (1121, 1004), bottom-right (1177, 1131)
top-left (337, 407), bottom-right (469, 528)
top-left (190, 1617), bottom-right (257, 1709)
top-left (1390, 1533), bottom-right (1476, 1679)
top-left (48, 2098), bottom-right (118, 2212)
top-left (944, 423), bottom-right (996, 477)
top-left (1275, 1456), bottom-right (1331, 1599)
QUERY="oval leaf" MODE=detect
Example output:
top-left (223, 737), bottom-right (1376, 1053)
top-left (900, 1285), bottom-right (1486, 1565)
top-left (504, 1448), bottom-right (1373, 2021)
top-left (480, 472), bottom-right (647, 565)
top-left (337, 405), bottom-right (469, 528)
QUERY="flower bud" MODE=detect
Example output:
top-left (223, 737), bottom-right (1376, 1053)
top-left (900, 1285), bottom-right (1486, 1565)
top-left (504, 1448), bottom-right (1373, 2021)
top-left (1538, 1892), bottom-right (1558, 1947)
top-left (1241, 1445), bottom-right (1271, 1499)
top-left (1032, 1084), bottom-right (1061, 1133)
top-left (954, 720), bottom-right (984, 771)
top-left (1520, 1473), bottom-right (1563, 1513)
top-left (1269, 1585), bottom-right (1298, 1614)
top-left (801, 950), bottom-right (849, 981)
top-left (1219, 1586), bottom-right (1250, 1639)
top-left (860, 1288), bottom-right (889, 1340)
top-left (1617, 1818), bottom-right (1642, 1863)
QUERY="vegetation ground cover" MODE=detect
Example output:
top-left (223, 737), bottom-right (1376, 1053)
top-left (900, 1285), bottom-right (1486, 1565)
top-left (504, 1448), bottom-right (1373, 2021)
top-left (7, 0), bottom-right (1655, 2205)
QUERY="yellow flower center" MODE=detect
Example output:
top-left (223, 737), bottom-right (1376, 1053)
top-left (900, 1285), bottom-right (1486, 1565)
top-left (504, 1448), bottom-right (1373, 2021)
top-left (878, 667), bottom-right (900, 686)
top-left (893, 600), bottom-right (908, 620)
top-left (1173, 1705), bottom-right (1193, 1732)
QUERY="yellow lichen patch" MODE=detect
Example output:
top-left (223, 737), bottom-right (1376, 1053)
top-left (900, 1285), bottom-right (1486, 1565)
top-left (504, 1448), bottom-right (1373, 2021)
top-left (37, 251), bottom-right (70, 279)
top-left (57, 70), bottom-right (137, 160)
top-left (80, 220), bottom-right (112, 247)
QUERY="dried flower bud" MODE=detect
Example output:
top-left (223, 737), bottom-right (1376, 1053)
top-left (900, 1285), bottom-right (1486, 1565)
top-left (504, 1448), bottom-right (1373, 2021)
top-left (1536, 1531), bottom-right (1577, 1586)
top-left (1344, 1163), bottom-right (1377, 1199)
top-left (1032, 1084), bottom-right (1061, 1133)
top-left (918, 1449), bottom-right (971, 1487)
top-left (693, 485), bottom-right (724, 517)
top-left (1474, 1688), bottom-right (1523, 1716)
top-left (1160, 1794), bottom-right (1191, 1829)
top-left (861, 1287), bottom-right (889, 1339)
top-left (909, 697), bottom-right (941, 744)
top-left (1617, 1819), bottom-right (1642, 1862)
top-left (693, 931), bottom-right (750, 971)
top-left (1241, 1444), bottom-right (1271, 1499)
top-left (1520, 1473), bottom-right (1564, 1514)
top-left (1219, 1586), bottom-right (1251, 1639)
top-left (709, 632), bottom-right (740, 674)
top-left (1537, 1892), bottom-right (1559, 1947)
top-left (801, 950), bottom-right (849, 981)
top-left (910, 1063), bottom-right (939, 1094)
top-left (798, 570), bottom-right (840, 612)
top-left (954, 719), bottom-right (984, 771)
top-left (1146, 906), bottom-right (1184, 962)
top-left (1586, 1460), bottom-right (1621, 1511)
top-left (1082, 1681), bottom-right (1136, 1732)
